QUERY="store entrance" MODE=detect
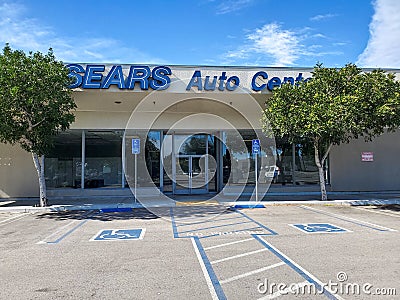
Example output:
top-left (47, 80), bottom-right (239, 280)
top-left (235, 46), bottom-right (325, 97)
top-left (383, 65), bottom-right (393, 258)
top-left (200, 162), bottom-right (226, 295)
top-left (175, 155), bottom-right (208, 194)
top-left (162, 133), bottom-right (217, 195)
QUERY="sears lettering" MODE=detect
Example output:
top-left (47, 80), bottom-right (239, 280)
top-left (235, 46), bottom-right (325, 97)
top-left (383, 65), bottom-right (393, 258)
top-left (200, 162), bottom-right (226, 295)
top-left (67, 64), bottom-right (171, 90)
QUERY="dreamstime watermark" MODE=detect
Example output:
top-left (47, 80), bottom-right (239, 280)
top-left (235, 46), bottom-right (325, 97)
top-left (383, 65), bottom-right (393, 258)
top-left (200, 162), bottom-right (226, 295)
top-left (257, 272), bottom-right (397, 297)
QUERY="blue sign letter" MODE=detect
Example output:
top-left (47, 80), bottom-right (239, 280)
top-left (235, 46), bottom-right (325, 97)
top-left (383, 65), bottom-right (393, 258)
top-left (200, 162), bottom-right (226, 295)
top-left (150, 66), bottom-right (171, 90)
top-left (204, 76), bottom-right (217, 91)
top-left (82, 65), bottom-right (105, 89)
top-left (251, 71), bottom-right (268, 91)
top-left (267, 77), bottom-right (281, 91)
top-left (186, 70), bottom-right (203, 91)
top-left (226, 76), bottom-right (240, 91)
top-left (101, 65), bottom-right (126, 89)
top-left (126, 66), bottom-right (151, 90)
top-left (67, 64), bottom-right (85, 88)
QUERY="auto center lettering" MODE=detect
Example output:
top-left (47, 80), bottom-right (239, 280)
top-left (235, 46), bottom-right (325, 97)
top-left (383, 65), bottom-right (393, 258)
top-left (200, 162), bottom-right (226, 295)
top-left (67, 64), bottom-right (307, 92)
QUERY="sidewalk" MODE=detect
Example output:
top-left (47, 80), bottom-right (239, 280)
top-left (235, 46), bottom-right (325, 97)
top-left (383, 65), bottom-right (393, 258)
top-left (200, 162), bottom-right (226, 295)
top-left (1, 191), bottom-right (400, 212)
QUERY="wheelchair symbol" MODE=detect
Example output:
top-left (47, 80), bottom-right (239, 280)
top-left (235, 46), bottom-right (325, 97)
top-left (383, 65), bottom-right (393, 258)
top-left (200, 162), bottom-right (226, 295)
top-left (91, 229), bottom-right (145, 241)
top-left (291, 223), bottom-right (348, 233)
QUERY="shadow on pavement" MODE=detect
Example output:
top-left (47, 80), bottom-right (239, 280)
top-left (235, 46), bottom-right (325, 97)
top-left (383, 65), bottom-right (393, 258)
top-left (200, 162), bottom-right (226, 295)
top-left (35, 208), bottom-right (160, 221)
top-left (372, 204), bottom-right (400, 212)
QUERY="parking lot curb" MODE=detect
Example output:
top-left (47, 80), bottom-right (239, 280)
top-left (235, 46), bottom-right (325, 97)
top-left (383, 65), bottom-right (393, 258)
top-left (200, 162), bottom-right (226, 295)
top-left (0, 198), bottom-right (399, 212)
top-left (223, 199), bottom-right (400, 208)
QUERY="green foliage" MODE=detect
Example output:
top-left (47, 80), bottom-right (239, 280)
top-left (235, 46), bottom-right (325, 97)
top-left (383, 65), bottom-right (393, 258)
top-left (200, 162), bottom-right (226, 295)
top-left (263, 63), bottom-right (400, 150)
top-left (0, 44), bottom-right (76, 155)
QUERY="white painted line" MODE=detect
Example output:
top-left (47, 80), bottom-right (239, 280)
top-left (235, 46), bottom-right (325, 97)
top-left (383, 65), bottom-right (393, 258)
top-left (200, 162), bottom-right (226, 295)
top-left (257, 236), bottom-right (345, 300)
top-left (211, 248), bottom-right (267, 264)
top-left (0, 201), bottom-right (16, 206)
top-left (0, 213), bottom-right (30, 226)
top-left (191, 238), bottom-right (219, 300)
top-left (220, 262), bottom-right (285, 284)
top-left (257, 281), bottom-right (310, 299)
top-left (353, 206), bottom-right (400, 218)
top-left (301, 205), bottom-right (397, 232)
top-left (37, 210), bottom-right (95, 244)
top-left (204, 238), bottom-right (254, 250)
top-left (36, 220), bottom-right (77, 244)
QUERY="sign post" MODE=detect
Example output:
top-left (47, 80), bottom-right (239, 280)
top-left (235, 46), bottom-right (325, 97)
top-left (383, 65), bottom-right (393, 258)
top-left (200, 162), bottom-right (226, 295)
top-left (252, 139), bottom-right (260, 202)
top-left (132, 138), bottom-right (140, 203)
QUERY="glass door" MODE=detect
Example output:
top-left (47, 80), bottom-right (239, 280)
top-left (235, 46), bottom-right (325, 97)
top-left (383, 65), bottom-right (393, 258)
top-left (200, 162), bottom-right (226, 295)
top-left (172, 133), bottom-right (209, 194)
top-left (175, 156), bottom-right (191, 193)
top-left (174, 155), bottom-right (208, 194)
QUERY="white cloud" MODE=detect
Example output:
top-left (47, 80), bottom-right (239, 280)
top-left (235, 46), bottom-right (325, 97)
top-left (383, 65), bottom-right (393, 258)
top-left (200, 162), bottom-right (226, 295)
top-left (0, 2), bottom-right (166, 64)
top-left (248, 23), bottom-right (300, 66)
top-left (216, 0), bottom-right (253, 15)
top-left (357, 0), bottom-right (400, 68)
top-left (223, 23), bottom-right (303, 66)
top-left (310, 13), bottom-right (338, 22)
top-left (222, 23), bottom-right (344, 66)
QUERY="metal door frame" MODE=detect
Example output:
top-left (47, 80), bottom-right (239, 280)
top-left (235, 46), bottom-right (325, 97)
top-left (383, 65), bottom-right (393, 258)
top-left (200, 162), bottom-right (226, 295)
top-left (172, 133), bottom-right (209, 195)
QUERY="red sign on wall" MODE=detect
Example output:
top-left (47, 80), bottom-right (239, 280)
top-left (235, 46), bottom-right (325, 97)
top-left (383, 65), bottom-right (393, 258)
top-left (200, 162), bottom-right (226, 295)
top-left (361, 152), bottom-right (374, 162)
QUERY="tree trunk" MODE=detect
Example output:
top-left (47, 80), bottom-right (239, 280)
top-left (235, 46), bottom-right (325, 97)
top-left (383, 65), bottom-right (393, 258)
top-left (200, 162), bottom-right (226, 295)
top-left (313, 141), bottom-right (331, 201)
top-left (32, 153), bottom-right (47, 207)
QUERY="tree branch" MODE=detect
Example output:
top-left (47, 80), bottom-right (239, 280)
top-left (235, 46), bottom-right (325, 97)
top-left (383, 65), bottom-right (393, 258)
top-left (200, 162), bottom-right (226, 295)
top-left (321, 143), bottom-right (333, 164)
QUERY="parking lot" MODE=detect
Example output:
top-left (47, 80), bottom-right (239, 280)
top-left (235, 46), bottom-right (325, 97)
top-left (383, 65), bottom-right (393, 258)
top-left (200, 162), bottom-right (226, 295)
top-left (0, 204), bottom-right (399, 299)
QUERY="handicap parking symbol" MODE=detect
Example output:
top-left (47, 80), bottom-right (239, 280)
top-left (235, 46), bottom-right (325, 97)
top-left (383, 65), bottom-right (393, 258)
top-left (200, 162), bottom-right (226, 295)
top-left (291, 223), bottom-right (348, 233)
top-left (90, 229), bottom-right (145, 241)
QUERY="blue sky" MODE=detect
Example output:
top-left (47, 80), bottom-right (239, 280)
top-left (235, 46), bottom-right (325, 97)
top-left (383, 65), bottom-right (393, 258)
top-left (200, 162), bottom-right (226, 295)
top-left (0, 0), bottom-right (399, 68)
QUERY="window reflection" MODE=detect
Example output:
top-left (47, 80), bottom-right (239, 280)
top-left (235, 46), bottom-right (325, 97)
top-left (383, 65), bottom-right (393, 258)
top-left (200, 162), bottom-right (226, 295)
top-left (45, 130), bottom-right (82, 188)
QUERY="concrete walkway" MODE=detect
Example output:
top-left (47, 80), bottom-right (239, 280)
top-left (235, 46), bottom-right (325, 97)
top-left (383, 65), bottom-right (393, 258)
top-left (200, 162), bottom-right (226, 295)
top-left (1, 190), bottom-right (400, 212)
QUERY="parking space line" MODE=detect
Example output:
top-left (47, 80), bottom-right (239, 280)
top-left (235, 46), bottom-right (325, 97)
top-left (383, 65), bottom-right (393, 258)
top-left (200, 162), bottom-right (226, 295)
top-left (235, 209), bottom-right (278, 235)
top-left (353, 206), bottom-right (400, 218)
top-left (37, 220), bottom-right (78, 243)
top-left (220, 262), bottom-right (285, 284)
top-left (178, 220), bottom-right (253, 234)
top-left (204, 238), bottom-right (254, 250)
top-left (45, 219), bottom-right (88, 244)
top-left (37, 210), bottom-right (95, 245)
top-left (170, 208), bottom-right (179, 238)
top-left (211, 248), bottom-right (267, 264)
top-left (0, 213), bottom-right (31, 226)
top-left (257, 281), bottom-right (310, 300)
top-left (191, 237), bottom-right (227, 300)
top-left (253, 235), bottom-right (343, 300)
top-left (299, 205), bottom-right (397, 232)
top-left (201, 226), bottom-right (263, 239)
top-left (178, 215), bottom-right (245, 227)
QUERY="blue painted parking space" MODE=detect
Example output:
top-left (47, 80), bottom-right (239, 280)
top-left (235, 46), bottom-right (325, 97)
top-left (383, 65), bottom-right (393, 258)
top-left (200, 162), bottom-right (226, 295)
top-left (90, 229), bottom-right (145, 241)
top-left (290, 223), bottom-right (349, 233)
top-left (170, 207), bottom-right (279, 300)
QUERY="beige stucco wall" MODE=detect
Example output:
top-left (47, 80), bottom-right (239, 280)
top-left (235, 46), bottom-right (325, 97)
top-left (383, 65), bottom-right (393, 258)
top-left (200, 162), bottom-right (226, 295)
top-left (0, 143), bottom-right (39, 198)
top-left (330, 130), bottom-right (400, 191)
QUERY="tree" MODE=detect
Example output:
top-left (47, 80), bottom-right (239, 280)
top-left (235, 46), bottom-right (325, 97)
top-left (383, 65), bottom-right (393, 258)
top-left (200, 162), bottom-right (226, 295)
top-left (0, 44), bottom-right (76, 207)
top-left (263, 63), bottom-right (400, 200)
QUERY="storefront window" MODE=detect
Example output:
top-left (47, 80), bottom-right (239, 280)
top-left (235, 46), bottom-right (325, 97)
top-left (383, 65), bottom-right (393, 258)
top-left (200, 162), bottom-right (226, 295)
top-left (45, 130), bottom-right (82, 188)
top-left (273, 139), bottom-right (294, 185)
top-left (146, 131), bottom-right (161, 187)
top-left (223, 130), bottom-right (274, 186)
top-left (85, 130), bottom-right (123, 188)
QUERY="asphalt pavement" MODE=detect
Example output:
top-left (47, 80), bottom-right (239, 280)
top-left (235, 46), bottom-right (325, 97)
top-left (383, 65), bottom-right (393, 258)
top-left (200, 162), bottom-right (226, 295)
top-left (0, 204), bottom-right (399, 299)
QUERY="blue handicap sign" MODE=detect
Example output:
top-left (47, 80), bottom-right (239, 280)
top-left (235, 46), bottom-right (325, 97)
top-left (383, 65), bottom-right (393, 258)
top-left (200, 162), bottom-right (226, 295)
top-left (91, 229), bottom-right (145, 241)
top-left (252, 139), bottom-right (260, 154)
top-left (291, 223), bottom-right (348, 233)
top-left (132, 138), bottom-right (140, 154)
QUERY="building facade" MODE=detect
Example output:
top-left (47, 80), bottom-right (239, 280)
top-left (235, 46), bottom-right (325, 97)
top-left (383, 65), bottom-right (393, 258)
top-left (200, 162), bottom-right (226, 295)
top-left (0, 64), bottom-right (399, 199)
